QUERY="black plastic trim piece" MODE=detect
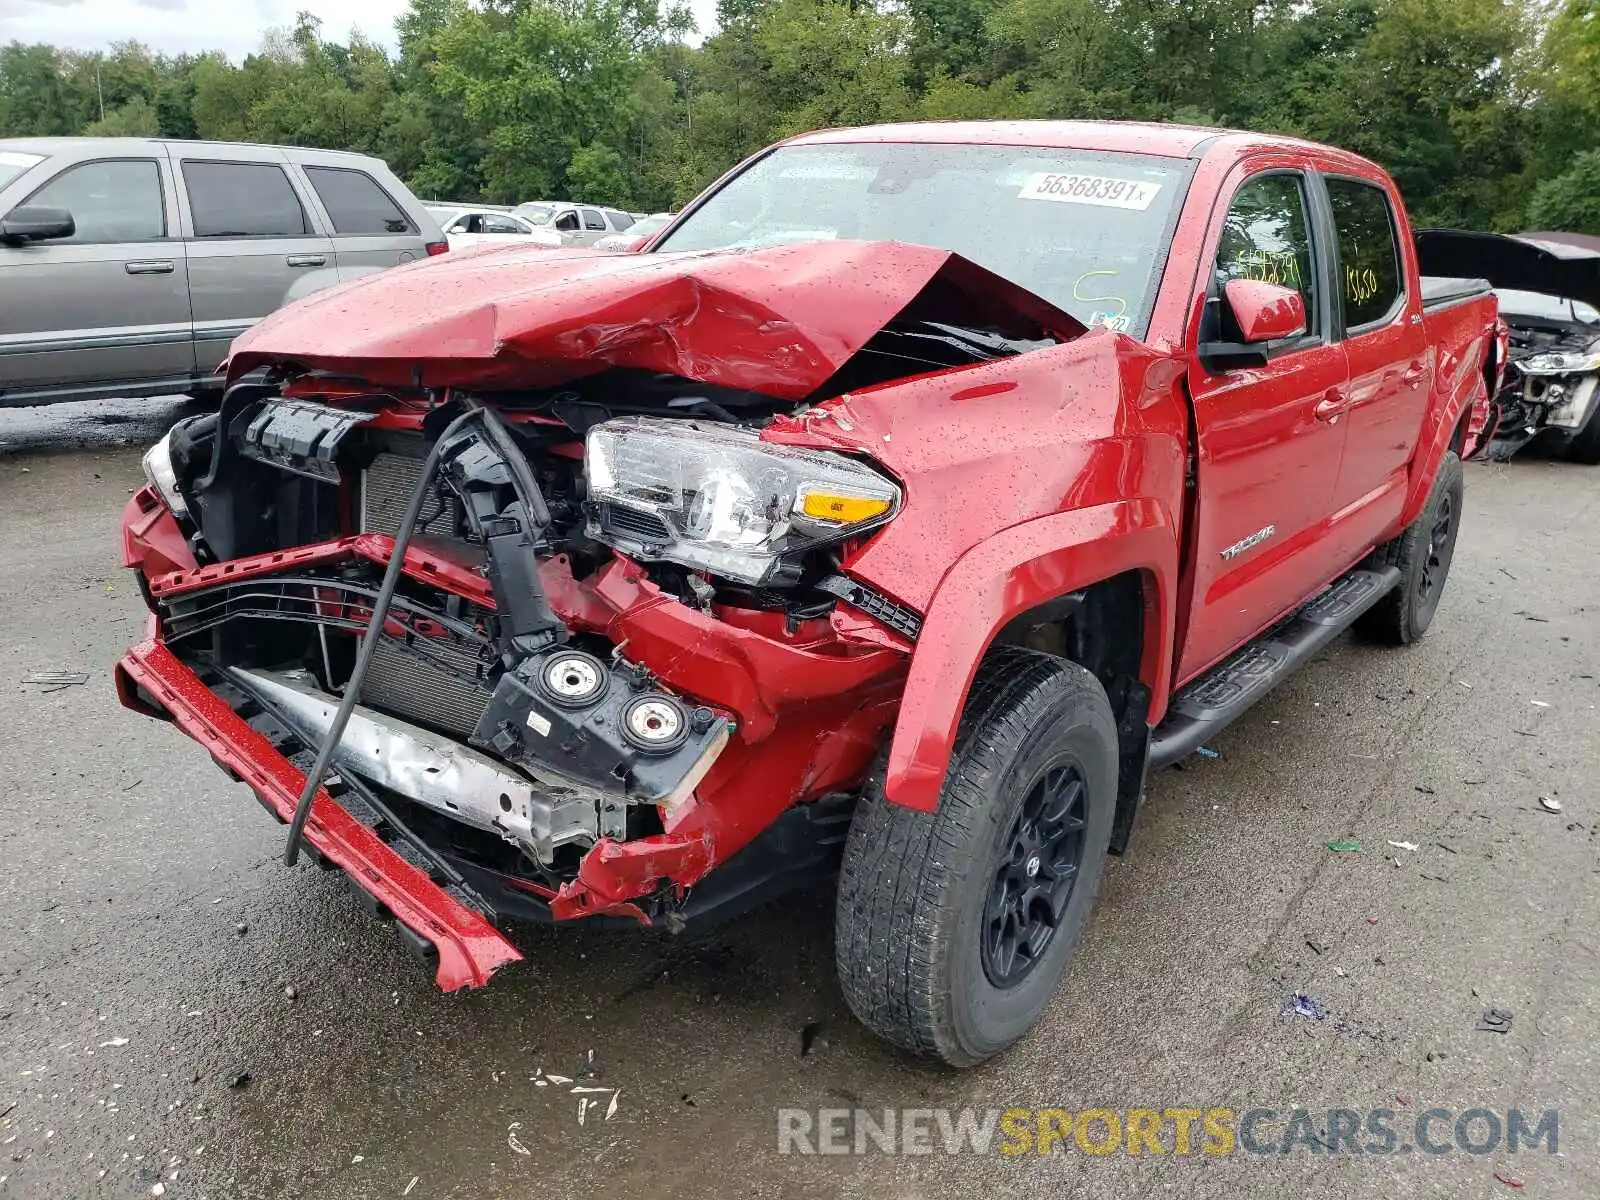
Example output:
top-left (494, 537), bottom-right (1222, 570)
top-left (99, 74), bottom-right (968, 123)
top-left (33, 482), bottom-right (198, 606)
top-left (1149, 565), bottom-right (1401, 768)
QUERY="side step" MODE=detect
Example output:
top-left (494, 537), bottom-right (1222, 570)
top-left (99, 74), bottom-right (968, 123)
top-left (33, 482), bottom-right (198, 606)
top-left (1149, 565), bottom-right (1401, 768)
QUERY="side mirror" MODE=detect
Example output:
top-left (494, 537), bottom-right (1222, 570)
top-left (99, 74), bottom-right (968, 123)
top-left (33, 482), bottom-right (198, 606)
top-left (0, 205), bottom-right (75, 246)
top-left (1225, 279), bottom-right (1306, 343)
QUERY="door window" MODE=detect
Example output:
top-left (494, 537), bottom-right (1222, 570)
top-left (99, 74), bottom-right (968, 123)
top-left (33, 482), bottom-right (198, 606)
top-left (26, 159), bottom-right (165, 243)
top-left (553, 210), bottom-right (580, 233)
top-left (1325, 178), bottom-right (1404, 329)
top-left (182, 161), bottom-right (308, 237)
top-left (581, 208), bottom-right (607, 231)
top-left (1214, 173), bottom-right (1319, 337)
top-left (482, 215), bottom-right (526, 234)
top-left (304, 166), bottom-right (415, 235)
top-left (605, 209), bottom-right (636, 230)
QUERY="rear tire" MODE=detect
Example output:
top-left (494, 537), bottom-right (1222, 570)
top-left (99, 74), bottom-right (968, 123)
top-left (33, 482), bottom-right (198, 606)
top-left (835, 647), bottom-right (1117, 1066)
top-left (1356, 451), bottom-right (1464, 645)
top-left (1566, 398), bottom-right (1600, 465)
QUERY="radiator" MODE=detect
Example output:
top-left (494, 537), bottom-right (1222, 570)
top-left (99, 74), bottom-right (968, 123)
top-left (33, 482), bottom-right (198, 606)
top-left (357, 449), bottom-right (492, 740)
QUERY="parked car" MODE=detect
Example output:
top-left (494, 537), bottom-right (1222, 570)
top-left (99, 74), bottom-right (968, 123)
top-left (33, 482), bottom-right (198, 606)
top-left (512, 200), bottom-right (636, 245)
top-left (1418, 228), bottom-right (1600, 463)
top-left (431, 207), bottom-right (564, 252)
top-left (118, 121), bottom-right (1498, 1066)
top-left (593, 212), bottom-right (673, 252)
top-left (0, 138), bottom-right (444, 408)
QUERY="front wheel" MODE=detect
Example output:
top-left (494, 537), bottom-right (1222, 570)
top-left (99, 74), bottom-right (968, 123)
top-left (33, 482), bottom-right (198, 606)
top-left (835, 647), bottom-right (1117, 1066)
top-left (1566, 395), bottom-right (1600, 465)
top-left (1357, 451), bottom-right (1464, 645)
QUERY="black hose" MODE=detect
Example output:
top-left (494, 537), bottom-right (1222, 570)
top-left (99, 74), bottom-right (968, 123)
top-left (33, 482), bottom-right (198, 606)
top-left (282, 404), bottom-right (482, 867)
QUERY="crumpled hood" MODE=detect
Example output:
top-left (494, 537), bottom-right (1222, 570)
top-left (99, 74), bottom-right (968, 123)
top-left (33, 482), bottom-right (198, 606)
top-left (225, 239), bottom-right (1081, 399)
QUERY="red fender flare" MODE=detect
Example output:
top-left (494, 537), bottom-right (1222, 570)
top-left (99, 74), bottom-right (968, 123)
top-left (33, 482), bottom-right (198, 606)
top-left (882, 498), bottom-right (1180, 812)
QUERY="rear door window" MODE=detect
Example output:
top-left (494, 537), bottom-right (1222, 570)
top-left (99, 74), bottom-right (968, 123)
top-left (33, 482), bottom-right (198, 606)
top-left (182, 161), bottom-right (308, 237)
top-left (1214, 172), bottom-right (1321, 338)
top-left (606, 209), bottom-right (636, 230)
top-left (304, 166), bottom-right (415, 235)
top-left (581, 207), bottom-right (607, 231)
top-left (1325, 178), bottom-right (1404, 329)
top-left (26, 159), bottom-right (165, 243)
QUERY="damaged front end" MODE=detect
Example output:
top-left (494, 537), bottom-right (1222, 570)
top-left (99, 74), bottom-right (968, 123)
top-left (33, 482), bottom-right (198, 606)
top-left (117, 240), bottom-right (1078, 988)
top-left (1417, 228), bottom-right (1600, 461)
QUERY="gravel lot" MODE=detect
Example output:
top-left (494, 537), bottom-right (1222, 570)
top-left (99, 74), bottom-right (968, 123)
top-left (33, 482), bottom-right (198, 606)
top-left (1, 399), bottom-right (1596, 1199)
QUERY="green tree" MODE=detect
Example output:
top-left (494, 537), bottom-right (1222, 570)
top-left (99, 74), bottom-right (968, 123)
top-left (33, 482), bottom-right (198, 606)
top-left (1526, 149), bottom-right (1600, 233)
top-left (85, 94), bottom-right (161, 136)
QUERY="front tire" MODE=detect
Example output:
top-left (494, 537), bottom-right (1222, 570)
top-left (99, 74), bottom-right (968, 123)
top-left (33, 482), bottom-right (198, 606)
top-left (1357, 451), bottom-right (1464, 644)
top-left (835, 647), bottom-right (1117, 1066)
top-left (1566, 396), bottom-right (1600, 465)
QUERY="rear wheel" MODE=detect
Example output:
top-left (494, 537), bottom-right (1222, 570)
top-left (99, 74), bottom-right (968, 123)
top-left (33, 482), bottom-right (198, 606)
top-left (1357, 451), bottom-right (1464, 645)
top-left (835, 647), bottom-right (1117, 1066)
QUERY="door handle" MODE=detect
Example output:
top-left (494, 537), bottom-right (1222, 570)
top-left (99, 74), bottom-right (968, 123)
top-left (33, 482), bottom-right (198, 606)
top-left (286, 253), bottom-right (327, 268)
top-left (1313, 389), bottom-right (1346, 422)
top-left (1401, 361), bottom-right (1426, 386)
top-left (125, 260), bottom-right (175, 275)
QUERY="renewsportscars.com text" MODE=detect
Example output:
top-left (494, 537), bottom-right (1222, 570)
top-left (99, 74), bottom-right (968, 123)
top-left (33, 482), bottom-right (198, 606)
top-left (777, 1106), bottom-right (1559, 1157)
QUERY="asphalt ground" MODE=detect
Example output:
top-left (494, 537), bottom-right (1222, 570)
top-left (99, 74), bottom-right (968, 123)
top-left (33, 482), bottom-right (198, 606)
top-left (1, 398), bottom-right (1596, 1199)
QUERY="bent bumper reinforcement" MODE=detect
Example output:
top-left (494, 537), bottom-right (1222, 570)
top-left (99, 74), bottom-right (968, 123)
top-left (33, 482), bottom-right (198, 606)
top-left (114, 635), bottom-right (523, 992)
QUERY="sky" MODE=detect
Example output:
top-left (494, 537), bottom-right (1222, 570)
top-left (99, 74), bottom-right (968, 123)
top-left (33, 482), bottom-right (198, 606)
top-left (0, 0), bottom-right (718, 59)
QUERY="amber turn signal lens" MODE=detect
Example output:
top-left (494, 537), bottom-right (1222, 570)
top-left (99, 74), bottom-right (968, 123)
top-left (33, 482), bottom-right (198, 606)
top-left (800, 492), bottom-right (892, 523)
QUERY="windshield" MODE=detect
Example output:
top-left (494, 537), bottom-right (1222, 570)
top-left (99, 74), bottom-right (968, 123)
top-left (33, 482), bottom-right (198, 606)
top-left (515, 203), bottom-right (554, 225)
top-left (0, 150), bottom-right (45, 193)
top-left (634, 214), bottom-right (671, 237)
top-left (655, 143), bottom-right (1192, 334)
top-left (1496, 288), bottom-right (1600, 326)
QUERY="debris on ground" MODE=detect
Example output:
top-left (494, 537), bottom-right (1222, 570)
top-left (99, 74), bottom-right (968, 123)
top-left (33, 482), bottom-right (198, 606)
top-left (1195, 745), bottom-right (1220, 759)
top-left (1306, 939), bottom-right (1325, 955)
top-left (800, 1021), bottom-right (823, 1056)
top-left (1386, 840), bottom-right (1420, 852)
top-left (1494, 1172), bottom-right (1525, 1188)
top-left (284, 985), bottom-right (298, 1001)
top-left (1476, 1008), bottom-right (1513, 1034)
top-left (1281, 993), bottom-right (1327, 1021)
top-left (1538, 796), bottom-right (1563, 813)
top-left (404, 1177), bottom-right (419, 1196)
top-left (1530, 699), bottom-right (1551, 708)
top-left (1415, 784), bottom-right (1436, 794)
top-left (98, 1037), bottom-right (129, 1048)
top-left (227, 1072), bottom-right (252, 1090)
top-left (507, 1122), bottom-right (530, 1156)
top-left (22, 671), bottom-right (89, 693)
top-left (606, 1090), bottom-right (620, 1121)
top-left (1325, 839), bottom-right (1362, 852)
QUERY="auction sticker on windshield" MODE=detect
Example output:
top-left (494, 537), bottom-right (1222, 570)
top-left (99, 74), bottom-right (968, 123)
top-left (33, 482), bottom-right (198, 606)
top-left (1019, 173), bottom-right (1161, 210)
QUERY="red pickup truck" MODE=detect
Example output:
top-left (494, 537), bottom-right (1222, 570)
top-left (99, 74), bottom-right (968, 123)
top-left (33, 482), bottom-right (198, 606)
top-left (116, 121), bottom-right (1499, 1066)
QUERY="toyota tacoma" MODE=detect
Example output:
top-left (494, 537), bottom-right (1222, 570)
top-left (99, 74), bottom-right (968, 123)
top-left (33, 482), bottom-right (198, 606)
top-left (117, 122), bottom-right (1500, 1065)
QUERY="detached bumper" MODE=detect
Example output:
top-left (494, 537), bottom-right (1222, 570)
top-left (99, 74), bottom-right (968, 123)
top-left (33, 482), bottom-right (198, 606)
top-left (114, 633), bottom-right (522, 992)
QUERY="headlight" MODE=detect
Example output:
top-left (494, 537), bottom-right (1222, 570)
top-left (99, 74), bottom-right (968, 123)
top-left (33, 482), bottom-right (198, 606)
top-left (585, 417), bottom-right (900, 585)
top-left (1519, 346), bottom-right (1600, 375)
top-left (141, 429), bottom-right (191, 521)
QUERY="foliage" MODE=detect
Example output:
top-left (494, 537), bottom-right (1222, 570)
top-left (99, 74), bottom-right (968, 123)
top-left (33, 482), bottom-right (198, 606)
top-left (1527, 149), bottom-right (1600, 233)
top-left (0, 0), bottom-right (1596, 231)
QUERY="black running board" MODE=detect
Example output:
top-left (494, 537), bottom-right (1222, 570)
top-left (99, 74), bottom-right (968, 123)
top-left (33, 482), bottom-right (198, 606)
top-left (1149, 565), bottom-right (1402, 768)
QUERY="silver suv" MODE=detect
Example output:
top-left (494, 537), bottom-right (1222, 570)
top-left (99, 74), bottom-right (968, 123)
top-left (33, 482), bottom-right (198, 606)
top-left (0, 138), bottom-right (444, 407)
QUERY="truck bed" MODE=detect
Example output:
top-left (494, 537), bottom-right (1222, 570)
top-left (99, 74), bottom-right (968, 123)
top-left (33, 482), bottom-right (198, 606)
top-left (1420, 275), bottom-right (1493, 311)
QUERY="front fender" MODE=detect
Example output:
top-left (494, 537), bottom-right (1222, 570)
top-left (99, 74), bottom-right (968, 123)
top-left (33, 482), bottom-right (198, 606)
top-left (882, 498), bottom-right (1179, 812)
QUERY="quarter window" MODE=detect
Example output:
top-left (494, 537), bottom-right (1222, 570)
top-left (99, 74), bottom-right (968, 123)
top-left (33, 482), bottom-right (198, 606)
top-left (304, 166), bottom-right (414, 235)
top-left (182, 161), bottom-right (308, 238)
top-left (1326, 178), bottom-right (1403, 328)
top-left (27, 159), bottom-right (165, 243)
top-left (1215, 174), bottom-right (1319, 337)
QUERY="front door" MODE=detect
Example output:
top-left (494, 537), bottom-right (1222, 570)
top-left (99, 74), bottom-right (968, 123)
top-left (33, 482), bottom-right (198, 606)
top-left (171, 146), bottom-right (336, 378)
top-left (0, 155), bottom-right (192, 402)
top-left (1179, 164), bottom-right (1350, 681)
